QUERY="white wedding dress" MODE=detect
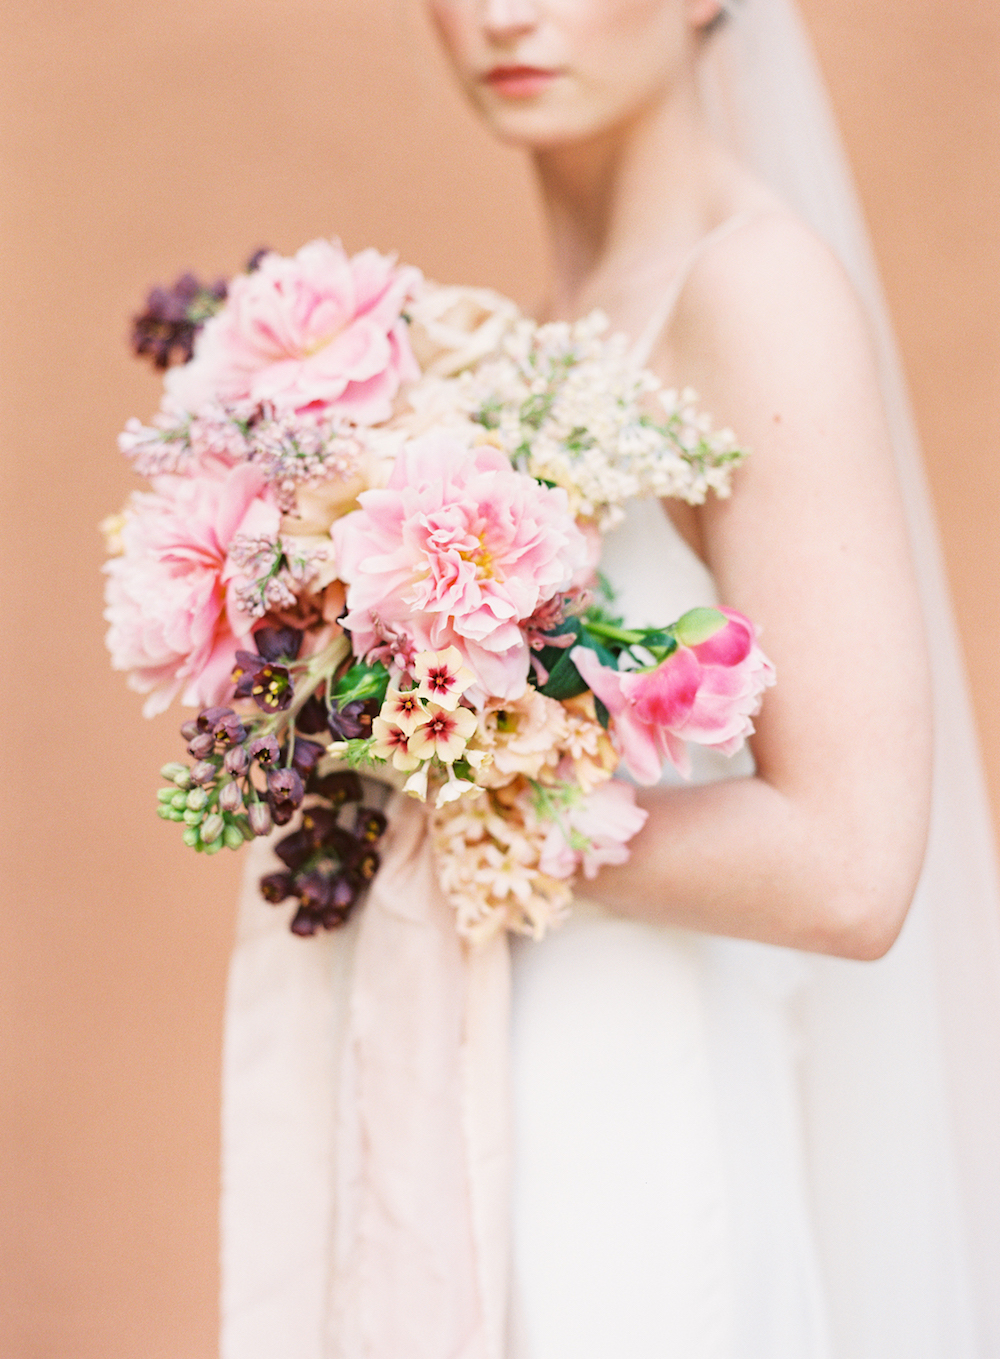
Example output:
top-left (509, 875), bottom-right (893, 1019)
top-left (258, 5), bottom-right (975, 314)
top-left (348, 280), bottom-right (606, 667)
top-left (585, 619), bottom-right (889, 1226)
top-left (509, 499), bottom-right (969, 1359)
top-left (220, 3), bottom-right (1000, 1355)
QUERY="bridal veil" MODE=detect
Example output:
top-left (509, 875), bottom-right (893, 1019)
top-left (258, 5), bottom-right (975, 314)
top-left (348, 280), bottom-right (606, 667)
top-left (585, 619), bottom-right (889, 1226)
top-left (706, 0), bottom-right (1000, 1349)
top-left (220, 2), bottom-right (1000, 1354)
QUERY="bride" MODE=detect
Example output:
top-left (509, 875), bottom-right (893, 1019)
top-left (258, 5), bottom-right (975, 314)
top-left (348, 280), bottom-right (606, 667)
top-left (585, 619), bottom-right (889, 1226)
top-left (221, 1), bottom-right (1000, 1356)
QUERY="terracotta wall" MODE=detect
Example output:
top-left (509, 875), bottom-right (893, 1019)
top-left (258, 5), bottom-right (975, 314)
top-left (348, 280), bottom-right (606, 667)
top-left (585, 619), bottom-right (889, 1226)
top-left (2, 1), bottom-right (997, 1355)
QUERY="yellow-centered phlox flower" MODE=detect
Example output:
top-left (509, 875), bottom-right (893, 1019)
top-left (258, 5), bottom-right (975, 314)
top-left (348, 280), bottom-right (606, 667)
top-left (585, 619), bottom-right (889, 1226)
top-left (370, 715), bottom-right (421, 771)
top-left (413, 647), bottom-right (476, 711)
top-left (378, 686), bottom-right (424, 735)
top-left (408, 702), bottom-right (477, 764)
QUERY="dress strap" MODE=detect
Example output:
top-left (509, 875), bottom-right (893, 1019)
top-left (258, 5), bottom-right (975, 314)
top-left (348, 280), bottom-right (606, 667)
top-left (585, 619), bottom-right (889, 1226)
top-left (629, 209), bottom-right (762, 368)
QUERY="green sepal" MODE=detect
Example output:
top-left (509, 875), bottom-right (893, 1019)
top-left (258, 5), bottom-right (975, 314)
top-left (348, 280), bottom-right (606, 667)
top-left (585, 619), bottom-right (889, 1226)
top-left (672, 607), bottom-right (726, 647)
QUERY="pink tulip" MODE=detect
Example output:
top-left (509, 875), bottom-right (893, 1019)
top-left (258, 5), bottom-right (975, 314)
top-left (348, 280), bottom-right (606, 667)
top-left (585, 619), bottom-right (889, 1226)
top-left (570, 608), bottom-right (775, 783)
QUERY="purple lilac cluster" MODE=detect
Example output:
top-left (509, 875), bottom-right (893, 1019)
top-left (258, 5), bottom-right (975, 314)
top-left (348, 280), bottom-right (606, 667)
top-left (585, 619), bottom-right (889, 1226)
top-left (131, 272), bottom-right (228, 369)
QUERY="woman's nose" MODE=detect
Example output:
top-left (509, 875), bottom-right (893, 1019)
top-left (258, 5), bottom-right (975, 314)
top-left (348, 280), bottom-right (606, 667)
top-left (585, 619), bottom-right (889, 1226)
top-left (480, 0), bottom-right (538, 42)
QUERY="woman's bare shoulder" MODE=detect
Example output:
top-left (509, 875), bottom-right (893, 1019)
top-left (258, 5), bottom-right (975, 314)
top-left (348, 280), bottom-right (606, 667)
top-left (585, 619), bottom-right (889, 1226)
top-left (671, 207), bottom-right (872, 377)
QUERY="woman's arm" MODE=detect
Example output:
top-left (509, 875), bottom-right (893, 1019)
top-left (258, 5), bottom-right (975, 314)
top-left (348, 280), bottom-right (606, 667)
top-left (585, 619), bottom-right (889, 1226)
top-left (585, 213), bottom-right (932, 960)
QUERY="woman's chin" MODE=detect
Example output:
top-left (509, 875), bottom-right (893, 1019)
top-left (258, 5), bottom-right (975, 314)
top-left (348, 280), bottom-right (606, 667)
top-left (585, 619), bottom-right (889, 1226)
top-left (471, 98), bottom-right (612, 152)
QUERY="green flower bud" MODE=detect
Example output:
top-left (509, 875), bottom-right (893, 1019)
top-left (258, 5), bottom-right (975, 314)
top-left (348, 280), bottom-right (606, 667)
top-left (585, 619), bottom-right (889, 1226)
top-left (201, 813), bottom-right (225, 845)
top-left (186, 788), bottom-right (209, 811)
top-left (157, 787), bottom-right (176, 804)
top-left (160, 761), bottom-right (189, 783)
top-left (183, 807), bottom-right (204, 826)
top-left (168, 807), bottom-right (186, 822)
top-left (157, 803), bottom-right (173, 820)
top-left (672, 606), bottom-right (726, 647)
top-left (203, 835), bottom-right (224, 855)
top-left (182, 826), bottom-right (199, 848)
top-left (170, 791), bottom-right (188, 811)
top-left (224, 823), bottom-right (245, 851)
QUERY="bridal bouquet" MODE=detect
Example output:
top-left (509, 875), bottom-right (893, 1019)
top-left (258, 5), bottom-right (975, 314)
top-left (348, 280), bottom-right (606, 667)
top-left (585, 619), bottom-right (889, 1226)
top-left (104, 239), bottom-right (773, 942)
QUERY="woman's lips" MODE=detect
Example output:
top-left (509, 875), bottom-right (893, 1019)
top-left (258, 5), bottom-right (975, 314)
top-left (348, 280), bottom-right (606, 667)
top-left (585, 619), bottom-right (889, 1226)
top-left (482, 66), bottom-right (560, 99)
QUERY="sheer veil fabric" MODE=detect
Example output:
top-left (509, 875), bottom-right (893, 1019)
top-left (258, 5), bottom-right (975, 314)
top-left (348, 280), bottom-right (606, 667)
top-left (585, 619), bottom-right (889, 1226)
top-left (220, 2), bottom-right (1000, 1355)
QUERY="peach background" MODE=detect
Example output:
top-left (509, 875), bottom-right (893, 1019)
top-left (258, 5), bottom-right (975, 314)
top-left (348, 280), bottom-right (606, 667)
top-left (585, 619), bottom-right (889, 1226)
top-left (2, 1), bottom-right (997, 1355)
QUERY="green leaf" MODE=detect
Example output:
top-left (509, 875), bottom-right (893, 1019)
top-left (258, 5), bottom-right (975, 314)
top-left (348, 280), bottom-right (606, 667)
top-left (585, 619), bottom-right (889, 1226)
top-left (594, 696), bottom-right (610, 730)
top-left (672, 607), bottom-right (726, 647)
top-left (538, 650), bottom-right (588, 700)
top-left (333, 661), bottom-right (389, 707)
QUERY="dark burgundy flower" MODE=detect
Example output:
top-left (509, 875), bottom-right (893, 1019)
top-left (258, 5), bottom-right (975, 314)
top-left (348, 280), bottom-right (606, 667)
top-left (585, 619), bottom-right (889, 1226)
top-left (180, 719), bottom-right (200, 742)
top-left (308, 769), bottom-right (363, 806)
top-left (269, 798), bottom-right (297, 827)
top-left (289, 906), bottom-right (320, 937)
top-left (320, 874), bottom-right (359, 928)
top-left (290, 737), bottom-right (325, 779)
top-left (259, 871), bottom-right (293, 904)
top-left (197, 704), bottom-right (236, 733)
top-left (300, 806), bottom-right (340, 846)
top-left (296, 870), bottom-right (332, 913)
top-left (224, 745), bottom-right (250, 776)
top-left (189, 759), bottom-right (218, 786)
top-left (212, 711), bottom-right (247, 745)
top-left (329, 873), bottom-right (358, 912)
top-left (274, 827), bottom-right (315, 871)
top-left (355, 808), bottom-right (387, 844)
top-left (218, 780), bottom-right (244, 813)
top-left (347, 846), bottom-right (380, 883)
top-left (253, 626), bottom-right (303, 663)
top-left (131, 271), bottom-right (227, 370)
top-left (327, 700), bottom-right (369, 740)
top-left (248, 735), bottom-right (281, 767)
top-left (295, 692), bottom-right (330, 735)
top-left (233, 652), bottom-right (294, 713)
top-left (267, 767), bottom-right (304, 808)
top-left (187, 731), bottom-right (216, 759)
top-left (247, 801), bottom-right (273, 836)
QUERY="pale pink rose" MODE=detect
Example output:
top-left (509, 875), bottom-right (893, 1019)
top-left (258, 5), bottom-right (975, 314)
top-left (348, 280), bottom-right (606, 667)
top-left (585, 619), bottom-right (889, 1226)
top-left (332, 433), bottom-right (589, 700)
top-left (165, 239), bottom-right (421, 423)
top-left (538, 779), bottom-right (648, 880)
top-left (104, 463), bottom-right (279, 716)
top-left (571, 608), bottom-right (775, 783)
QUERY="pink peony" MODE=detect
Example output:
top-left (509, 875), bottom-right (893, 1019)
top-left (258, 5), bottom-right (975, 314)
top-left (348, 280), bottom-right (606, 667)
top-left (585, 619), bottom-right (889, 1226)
top-left (104, 463), bottom-right (279, 716)
top-left (538, 779), bottom-right (649, 880)
top-left (331, 433), bottom-right (589, 700)
top-left (164, 239), bottom-right (421, 423)
top-left (571, 607), bottom-right (775, 783)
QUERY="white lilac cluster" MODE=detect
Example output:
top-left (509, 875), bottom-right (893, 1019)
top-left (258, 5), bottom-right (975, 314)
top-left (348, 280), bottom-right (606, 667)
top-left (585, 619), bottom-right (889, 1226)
top-left (422, 312), bottom-right (746, 530)
top-left (119, 402), bottom-right (362, 510)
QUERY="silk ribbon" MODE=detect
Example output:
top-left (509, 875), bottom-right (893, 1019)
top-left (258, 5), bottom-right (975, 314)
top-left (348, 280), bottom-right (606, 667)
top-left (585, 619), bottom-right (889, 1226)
top-left (328, 791), bottom-right (511, 1359)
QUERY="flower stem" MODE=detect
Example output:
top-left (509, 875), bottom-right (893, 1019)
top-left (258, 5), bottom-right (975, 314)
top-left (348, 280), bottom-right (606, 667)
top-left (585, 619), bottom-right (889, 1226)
top-left (582, 619), bottom-right (645, 646)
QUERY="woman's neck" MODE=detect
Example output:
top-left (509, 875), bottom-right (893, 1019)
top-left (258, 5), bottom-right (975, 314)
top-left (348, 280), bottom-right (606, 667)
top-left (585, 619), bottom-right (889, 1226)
top-left (533, 79), bottom-right (732, 325)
